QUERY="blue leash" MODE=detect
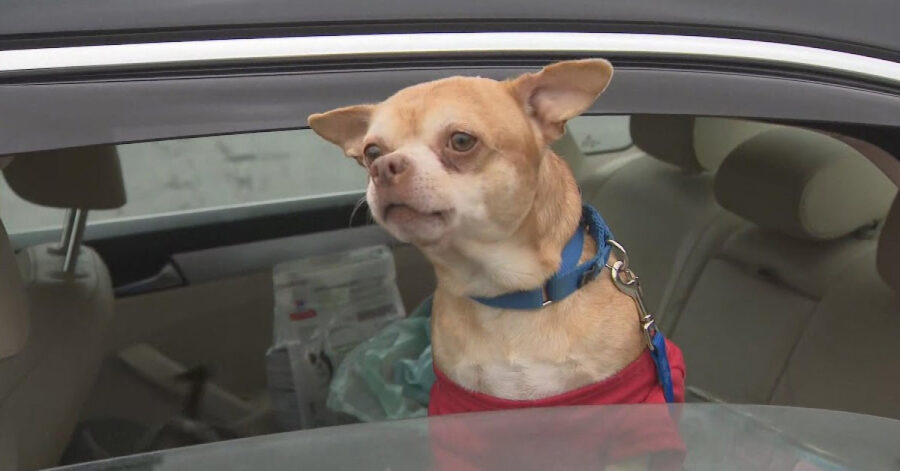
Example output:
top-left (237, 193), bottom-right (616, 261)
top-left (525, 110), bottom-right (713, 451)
top-left (651, 330), bottom-right (676, 403)
top-left (470, 203), bottom-right (676, 403)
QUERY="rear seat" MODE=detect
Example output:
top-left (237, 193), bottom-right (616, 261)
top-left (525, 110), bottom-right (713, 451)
top-left (581, 115), bottom-right (772, 328)
top-left (670, 127), bottom-right (897, 408)
top-left (769, 197), bottom-right (900, 418)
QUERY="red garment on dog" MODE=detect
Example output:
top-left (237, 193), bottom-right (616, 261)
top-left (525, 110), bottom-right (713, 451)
top-left (429, 338), bottom-right (685, 415)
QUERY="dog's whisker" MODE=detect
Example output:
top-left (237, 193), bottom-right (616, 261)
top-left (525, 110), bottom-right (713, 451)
top-left (349, 196), bottom-right (368, 227)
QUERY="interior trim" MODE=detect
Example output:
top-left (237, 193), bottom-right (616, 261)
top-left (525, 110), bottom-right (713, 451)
top-left (173, 224), bottom-right (393, 284)
top-left (8, 190), bottom-right (366, 249)
top-left (2, 32), bottom-right (898, 84)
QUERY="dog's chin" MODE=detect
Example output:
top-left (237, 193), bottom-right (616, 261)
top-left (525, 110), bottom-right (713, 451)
top-left (379, 204), bottom-right (454, 246)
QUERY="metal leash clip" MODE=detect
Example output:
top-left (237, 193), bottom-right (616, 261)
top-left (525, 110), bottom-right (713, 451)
top-left (606, 239), bottom-right (657, 351)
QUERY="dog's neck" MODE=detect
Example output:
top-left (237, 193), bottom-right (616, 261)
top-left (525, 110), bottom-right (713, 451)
top-left (425, 149), bottom-right (583, 298)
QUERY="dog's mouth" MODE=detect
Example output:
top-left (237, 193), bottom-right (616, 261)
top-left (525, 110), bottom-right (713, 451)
top-left (383, 203), bottom-right (451, 224)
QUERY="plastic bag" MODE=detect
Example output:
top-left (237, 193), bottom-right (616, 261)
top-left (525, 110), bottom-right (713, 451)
top-left (268, 245), bottom-right (406, 429)
top-left (327, 297), bottom-right (435, 422)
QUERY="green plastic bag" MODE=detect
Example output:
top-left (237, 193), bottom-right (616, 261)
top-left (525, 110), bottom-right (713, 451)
top-left (327, 297), bottom-right (435, 421)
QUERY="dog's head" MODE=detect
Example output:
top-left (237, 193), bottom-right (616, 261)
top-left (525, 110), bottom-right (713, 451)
top-left (309, 59), bottom-right (613, 249)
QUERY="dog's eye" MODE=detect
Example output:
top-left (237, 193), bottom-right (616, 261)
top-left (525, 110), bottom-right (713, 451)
top-left (449, 132), bottom-right (477, 152)
top-left (363, 144), bottom-right (383, 162)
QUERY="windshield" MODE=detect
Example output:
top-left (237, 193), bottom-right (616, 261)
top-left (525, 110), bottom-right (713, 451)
top-left (49, 404), bottom-right (900, 471)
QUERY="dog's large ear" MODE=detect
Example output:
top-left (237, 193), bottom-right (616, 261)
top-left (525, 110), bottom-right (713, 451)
top-left (509, 59), bottom-right (613, 142)
top-left (308, 104), bottom-right (376, 164)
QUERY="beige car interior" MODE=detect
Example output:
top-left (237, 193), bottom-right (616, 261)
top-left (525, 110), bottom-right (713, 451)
top-left (578, 118), bottom-right (898, 419)
top-left (0, 147), bottom-right (125, 470)
top-left (0, 116), bottom-right (897, 470)
top-left (580, 116), bottom-right (774, 327)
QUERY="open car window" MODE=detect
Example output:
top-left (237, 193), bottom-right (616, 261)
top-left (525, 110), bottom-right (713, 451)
top-left (567, 115), bottom-right (632, 155)
top-left (0, 130), bottom-right (364, 235)
top-left (0, 25), bottom-right (897, 467)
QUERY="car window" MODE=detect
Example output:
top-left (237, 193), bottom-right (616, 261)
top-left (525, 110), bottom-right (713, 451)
top-left (0, 130), bottom-right (366, 234)
top-left (567, 115), bottom-right (632, 155)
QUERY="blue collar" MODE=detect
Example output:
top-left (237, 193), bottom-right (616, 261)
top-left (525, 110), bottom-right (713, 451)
top-left (471, 204), bottom-right (614, 310)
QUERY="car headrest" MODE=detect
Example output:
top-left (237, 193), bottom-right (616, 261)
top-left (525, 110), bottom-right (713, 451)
top-left (630, 115), bottom-right (774, 172)
top-left (715, 127), bottom-right (897, 241)
top-left (3, 145), bottom-right (126, 210)
top-left (0, 221), bottom-right (29, 360)
top-left (877, 194), bottom-right (900, 292)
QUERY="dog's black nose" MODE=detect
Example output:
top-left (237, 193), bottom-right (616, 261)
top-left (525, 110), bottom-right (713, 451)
top-left (370, 154), bottom-right (409, 185)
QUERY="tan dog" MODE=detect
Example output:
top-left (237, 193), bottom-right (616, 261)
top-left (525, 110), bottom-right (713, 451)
top-left (309, 60), bottom-right (663, 404)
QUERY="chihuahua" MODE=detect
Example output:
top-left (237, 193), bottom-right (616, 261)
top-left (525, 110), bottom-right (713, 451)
top-left (309, 60), bottom-right (684, 415)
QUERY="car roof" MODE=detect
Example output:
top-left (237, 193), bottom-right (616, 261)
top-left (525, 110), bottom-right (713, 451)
top-left (2, 0), bottom-right (898, 61)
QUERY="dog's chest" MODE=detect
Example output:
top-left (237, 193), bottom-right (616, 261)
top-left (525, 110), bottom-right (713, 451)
top-left (448, 356), bottom-right (594, 400)
top-left (433, 307), bottom-right (604, 400)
